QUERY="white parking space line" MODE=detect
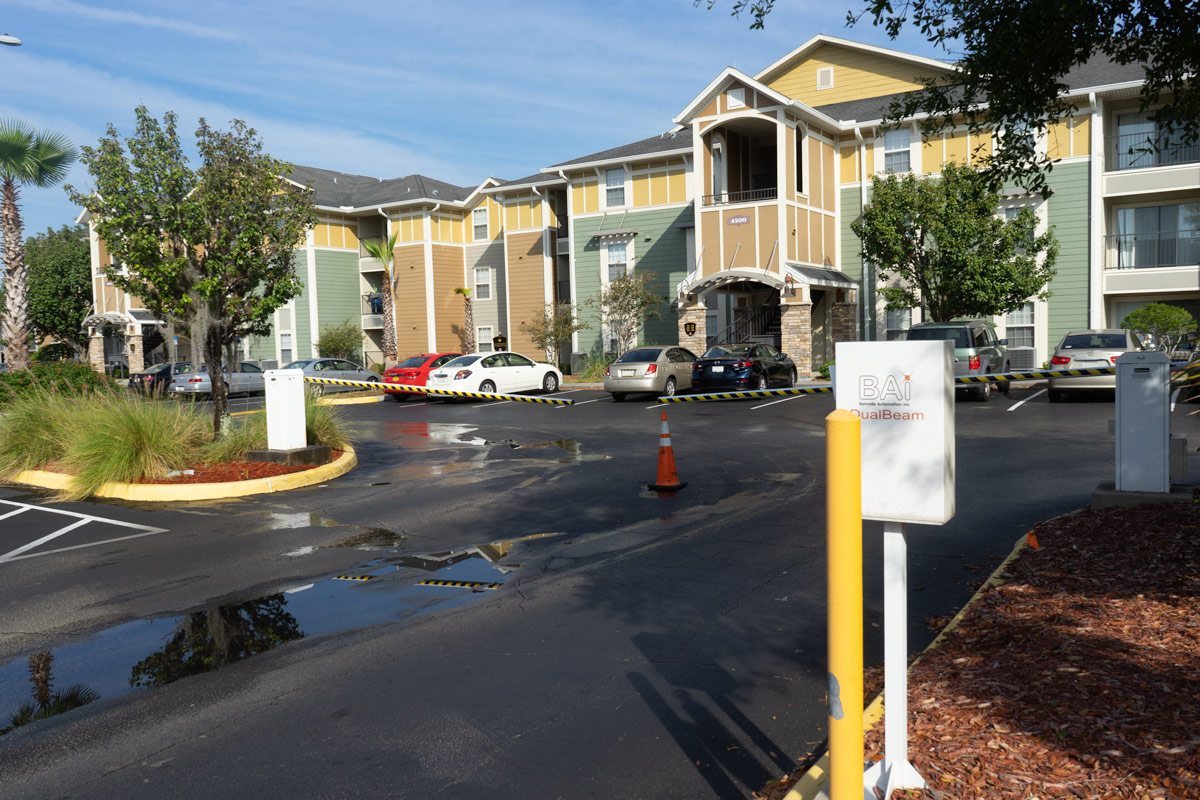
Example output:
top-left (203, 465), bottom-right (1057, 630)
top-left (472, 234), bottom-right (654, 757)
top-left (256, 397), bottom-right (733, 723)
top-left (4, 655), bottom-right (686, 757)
top-left (0, 500), bottom-right (168, 565)
top-left (0, 530), bottom-right (167, 563)
top-left (0, 506), bottom-right (30, 523)
top-left (557, 398), bottom-right (601, 408)
top-left (751, 395), bottom-right (808, 410)
top-left (1007, 388), bottom-right (1047, 412)
top-left (0, 519), bottom-right (91, 563)
top-left (1171, 387), bottom-right (1182, 412)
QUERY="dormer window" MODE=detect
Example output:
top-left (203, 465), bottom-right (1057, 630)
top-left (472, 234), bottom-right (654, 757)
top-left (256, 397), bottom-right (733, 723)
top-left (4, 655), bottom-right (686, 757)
top-left (728, 88), bottom-right (746, 109)
top-left (817, 67), bottom-right (834, 91)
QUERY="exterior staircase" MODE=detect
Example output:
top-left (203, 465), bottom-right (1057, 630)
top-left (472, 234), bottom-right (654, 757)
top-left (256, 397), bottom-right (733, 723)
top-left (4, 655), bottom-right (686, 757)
top-left (707, 305), bottom-right (782, 348)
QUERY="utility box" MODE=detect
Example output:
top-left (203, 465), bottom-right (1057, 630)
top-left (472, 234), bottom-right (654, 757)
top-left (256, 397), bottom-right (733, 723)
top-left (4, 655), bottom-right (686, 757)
top-left (1115, 351), bottom-right (1170, 493)
top-left (264, 369), bottom-right (307, 451)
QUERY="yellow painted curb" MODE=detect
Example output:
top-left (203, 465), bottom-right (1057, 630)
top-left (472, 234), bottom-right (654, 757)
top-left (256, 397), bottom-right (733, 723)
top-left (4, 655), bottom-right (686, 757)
top-left (783, 531), bottom-right (1033, 800)
top-left (7, 445), bottom-right (357, 502)
top-left (316, 394), bottom-right (383, 406)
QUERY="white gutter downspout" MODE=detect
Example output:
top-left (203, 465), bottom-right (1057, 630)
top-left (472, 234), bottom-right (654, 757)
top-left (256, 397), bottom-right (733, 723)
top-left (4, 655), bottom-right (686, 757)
top-left (1087, 92), bottom-right (1103, 329)
top-left (559, 170), bottom-right (579, 354)
top-left (532, 186), bottom-right (554, 341)
top-left (424, 204), bottom-right (440, 352)
top-left (855, 126), bottom-right (870, 339)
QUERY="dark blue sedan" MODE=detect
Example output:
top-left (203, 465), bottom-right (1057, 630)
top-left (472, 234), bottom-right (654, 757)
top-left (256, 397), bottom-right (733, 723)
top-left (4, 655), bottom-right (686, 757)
top-left (690, 343), bottom-right (797, 392)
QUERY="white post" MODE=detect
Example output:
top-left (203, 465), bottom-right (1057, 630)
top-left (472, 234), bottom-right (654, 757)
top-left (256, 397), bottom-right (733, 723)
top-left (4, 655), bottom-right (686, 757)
top-left (882, 520), bottom-right (924, 791)
top-left (264, 369), bottom-right (307, 451)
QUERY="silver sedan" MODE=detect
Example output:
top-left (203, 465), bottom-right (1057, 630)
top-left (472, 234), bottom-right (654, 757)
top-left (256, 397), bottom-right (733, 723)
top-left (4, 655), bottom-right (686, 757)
top-left (1047, 329), bottom-right (1142, 401)
top-left (283, 358), bottom-right (382, 394)
top-left (604, 346), bottom-right (698, 401)
top-left (170, 362), bottom-right (267, 397)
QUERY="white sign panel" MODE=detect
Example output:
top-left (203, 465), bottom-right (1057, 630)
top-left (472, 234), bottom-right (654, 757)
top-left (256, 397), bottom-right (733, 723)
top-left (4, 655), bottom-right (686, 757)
top-left (264, 369), bottom-right (307, 451)
top-left (834, 341), bottom-right (955, 524)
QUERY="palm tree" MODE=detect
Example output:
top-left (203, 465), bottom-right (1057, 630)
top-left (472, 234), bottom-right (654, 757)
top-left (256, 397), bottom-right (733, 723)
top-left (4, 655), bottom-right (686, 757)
top-left (455, 287), bottom-right (475, 352)
top-left (0, 120), bottom-right (76, 371)
top-left (360, 230), bottom-right (400, 365)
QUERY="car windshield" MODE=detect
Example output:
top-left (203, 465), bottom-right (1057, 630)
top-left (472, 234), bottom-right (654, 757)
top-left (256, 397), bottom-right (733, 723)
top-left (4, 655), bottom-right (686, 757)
top-left (702, 345), bottom-right (753, 358)
top-left (906, 328), bottom-right (971, 348)
top-left (442, 355), bottom-right (481, 369)
top-left (396, 356), bottom-right (428, 368)
top-left (1061, 334), bottom-right (1128, 349)
top-left (143, 363), bottom-right (170, 375)
top-left (283, 360), bottom-right (313, 369)
top-left (616, 348), bottom-right (662, 363)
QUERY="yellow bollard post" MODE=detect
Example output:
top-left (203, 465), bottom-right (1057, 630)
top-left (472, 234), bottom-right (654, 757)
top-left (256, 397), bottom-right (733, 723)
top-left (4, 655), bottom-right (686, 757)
top-left (825, 408), bottom-right (863, 800)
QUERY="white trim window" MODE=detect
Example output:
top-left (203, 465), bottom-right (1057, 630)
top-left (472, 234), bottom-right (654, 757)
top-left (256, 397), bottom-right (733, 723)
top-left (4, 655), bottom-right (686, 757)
top-left (279, 332), bottom-right (293, 364)
top-left (816, 67), bottom-right (834, 91)
top-left (605, 167), bottom-right (626, 208)
top-left (883, 127), bottom-right (911, 174)
top-left (605, 242), bottom-right (629, 284)
top-left (477, 326), bottom-right (494, 352)
top-left (885, 307), bottom-right (911, 341)
top-left (1006, 302), bottom-right (1035, 349)
top-left (474, 267), bottom-right (492, 300)
top-left (472, 207), bottom-right (488, 241)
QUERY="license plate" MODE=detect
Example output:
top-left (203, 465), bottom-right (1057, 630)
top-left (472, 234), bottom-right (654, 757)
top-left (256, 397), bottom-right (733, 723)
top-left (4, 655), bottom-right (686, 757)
top-left (711, 366), bottom-right (724, 373)
top-left (620, 369), bottom-right (635, 377)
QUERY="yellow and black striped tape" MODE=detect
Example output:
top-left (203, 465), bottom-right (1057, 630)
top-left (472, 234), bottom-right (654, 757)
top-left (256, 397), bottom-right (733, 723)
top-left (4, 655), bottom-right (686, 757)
top-left (334, 574), bottom-right (375, 581)
top-left (956, 366), bottom-right (1116, 383)
top-left (417, 579), bottom-right (501, 590)
top-left (658, 385), bottom-right (833, 403)
top-left (303, 377), bottom-right (573, 405)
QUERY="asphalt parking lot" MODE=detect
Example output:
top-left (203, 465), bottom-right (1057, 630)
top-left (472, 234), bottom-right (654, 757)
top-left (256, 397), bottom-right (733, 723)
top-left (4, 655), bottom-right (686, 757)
top-left (1, 380), bottom-right (1197, 799)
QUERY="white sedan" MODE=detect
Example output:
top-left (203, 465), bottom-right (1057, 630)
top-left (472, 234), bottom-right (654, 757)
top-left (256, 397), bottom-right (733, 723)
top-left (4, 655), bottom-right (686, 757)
top-left (425, 351), bottom-right (561, 396)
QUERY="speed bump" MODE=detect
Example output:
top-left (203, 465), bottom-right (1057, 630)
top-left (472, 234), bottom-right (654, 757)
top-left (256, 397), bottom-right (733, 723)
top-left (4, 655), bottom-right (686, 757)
top-left (303, 376), bottom-right (574, 405)
top-left (334, 574), bottom-right (375, 582)
top-left (417, 579), bottom-right (501, 590)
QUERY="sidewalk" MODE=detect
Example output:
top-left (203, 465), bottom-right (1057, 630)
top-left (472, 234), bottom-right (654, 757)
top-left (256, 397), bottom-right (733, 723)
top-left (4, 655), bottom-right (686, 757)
top-left (766, 497), bottom-right (1200, 800)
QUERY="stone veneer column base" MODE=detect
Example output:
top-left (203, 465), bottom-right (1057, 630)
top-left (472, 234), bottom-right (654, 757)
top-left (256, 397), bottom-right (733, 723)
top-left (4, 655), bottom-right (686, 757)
top-left (127, 334), bottom-right (144, 375)
top-left (88, 335), bottom-right (105, 374)
top-left (677, 304), bottom-right (708, 354)
top-left (780, 303), bottom-right (813, 379)
top-left (831, 302), bottom-right (858, 345)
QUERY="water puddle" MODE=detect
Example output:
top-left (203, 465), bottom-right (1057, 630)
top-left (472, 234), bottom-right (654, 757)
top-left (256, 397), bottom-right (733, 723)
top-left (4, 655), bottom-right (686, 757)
top-left (0, 532), bottom-right (558, 735)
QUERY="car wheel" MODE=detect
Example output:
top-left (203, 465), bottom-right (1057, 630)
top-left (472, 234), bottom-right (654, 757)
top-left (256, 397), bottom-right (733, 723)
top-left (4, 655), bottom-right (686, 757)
top-left (976, 380), bottom-right (993, 401)
top-left (663, 377), bottom-right (677, 397)
top-left (387, 392), bottom-right (407, 402)
top-left (755, 374), bottom-right (768, 391)
top-left (542, 372), bottom-right (559, 393)
top-left (997, 364), bottom-right (1011, 393)
top-left (479, 380), bottom-right (497, 394)
top-left (1048, 389), bottom-right (1065, 403)
top-left (611, 393), bottom-right (626, 402)
top-left (788, 369), bottom-right (797, 388)
top-left (311, 385), bottom-right (324, 398)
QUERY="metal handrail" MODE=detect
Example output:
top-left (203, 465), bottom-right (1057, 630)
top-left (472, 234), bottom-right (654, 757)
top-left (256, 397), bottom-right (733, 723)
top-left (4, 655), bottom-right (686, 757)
top-left (701, 187), bottom-right (778, 207)
top-left (1105, 230), bottom-right (1200, 270)
top-left (1113, 130), bottom-right (1199, 171)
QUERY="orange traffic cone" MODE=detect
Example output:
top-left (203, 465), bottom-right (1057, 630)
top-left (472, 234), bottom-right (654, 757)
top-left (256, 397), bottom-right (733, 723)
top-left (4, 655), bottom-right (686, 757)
top-left (648, 411), bottom-right (687, 492)
top-left (1027, 531), bottom-right (1040, 550)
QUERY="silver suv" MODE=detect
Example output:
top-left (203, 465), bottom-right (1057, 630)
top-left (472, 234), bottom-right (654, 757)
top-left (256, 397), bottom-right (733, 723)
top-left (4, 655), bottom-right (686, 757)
top-left (906, 320), bottom-right (1010, 400)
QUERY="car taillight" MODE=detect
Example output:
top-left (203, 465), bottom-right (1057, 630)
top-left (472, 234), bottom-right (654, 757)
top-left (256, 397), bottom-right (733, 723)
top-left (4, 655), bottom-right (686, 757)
top-left (732, 361), bottom-right (752, 370)
top-left (645, 364), bottom-right (657, 375)
top-left (188, 377), bottom-right (203, 383)
top-left (692, 363), bottom-right (701, 371)
top-left (968, 355), bottom-right (980, 371)
top-left (1050, 356), bottom-right (1071, 366)
top-left (605, 366), bottom-right (611, 377)
top-left (454, 369), bottom-right (472, 380)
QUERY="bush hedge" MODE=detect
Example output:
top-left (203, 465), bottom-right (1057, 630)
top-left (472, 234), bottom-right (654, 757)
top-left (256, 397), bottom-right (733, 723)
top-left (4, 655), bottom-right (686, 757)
top-left (0, 363), bottom-right (115, 406)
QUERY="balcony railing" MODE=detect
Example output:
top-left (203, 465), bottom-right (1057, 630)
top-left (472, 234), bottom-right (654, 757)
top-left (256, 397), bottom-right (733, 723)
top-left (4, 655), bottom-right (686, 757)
top-left (359, 236), bottom-right (385, 261)
top-left (701, 187), bottom-right (778, 207)
top-left (1113, 131), bottom-right (1200, 171)
top-left (1106, 230), bottom-right (1200, 270)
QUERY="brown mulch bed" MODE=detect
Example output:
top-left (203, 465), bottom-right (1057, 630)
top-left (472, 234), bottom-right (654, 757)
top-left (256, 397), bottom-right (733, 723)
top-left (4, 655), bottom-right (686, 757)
top-left (137, 449), bottom-right (344, 483)
top-left (760, 501), bottom-right (1200, 800)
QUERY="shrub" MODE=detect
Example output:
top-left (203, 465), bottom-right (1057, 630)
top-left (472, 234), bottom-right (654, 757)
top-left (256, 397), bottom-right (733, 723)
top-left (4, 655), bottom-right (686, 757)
top-left (305, 391), bottom-right (352, 449)
top-left (0, 363), bottom-right (114, 406)
top-left (818, 360), bottom-right (835, 381)
top-left (579, 354), bottom-right (617, 382)
top-left (32, 343), bottom-right (76, 362)
top-left (0, 387), bottom-right (79, 480)
top-left (197, 413), bottom-right (267, 464)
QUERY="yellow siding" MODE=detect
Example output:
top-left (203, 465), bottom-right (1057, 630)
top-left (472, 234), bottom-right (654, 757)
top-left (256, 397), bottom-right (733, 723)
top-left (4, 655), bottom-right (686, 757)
top-left (666, 169), bottom-right (684, 204)
top-left (865, 143), bottom-right (875, 176)
top-left (970, 131), bottom-right (993, 165)
top-left (313, 223), bottom-right (331, 248)
top-left (572, 178), bottom-right (601, 214)
top-left (1047, 120), bottom-right (1072, 160)
top-left (395, 213), bottom-right (422, 244)
top-left (1072, 115), bottom-right (1090, 156)
top-left (922, 136), bottom-right (941, 174)
top-left (765, 43), bottom-right (951, 107)
top-left (533, 199), bottom-right (543, 230)
top-left (344, 222), bottom-right (359, 250)
top-left (488, 197), bottom-right (503, 238)
top-left (945, 131), bottom-right (969, 166)
top-left (839, 145), bottom-right (858, 183)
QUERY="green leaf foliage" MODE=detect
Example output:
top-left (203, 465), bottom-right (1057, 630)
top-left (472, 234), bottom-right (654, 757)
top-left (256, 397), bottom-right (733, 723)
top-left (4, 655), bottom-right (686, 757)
top-left (519, 303), bottom-right (588, 357)
top-left (315, 318), bottom-right (363, 362)
top-left (66, 106), bottom-right (317, 437)
top-left (851, 163), bottom-right (1058, 322)
top-left (1120, 303), bottom-right (1197, 353)
top-left (586, 270), bottom-right (664, 356)
top-left (25, 224), bottom-right (92, 355)
top-left (0, 362), bottom-right (115, 406)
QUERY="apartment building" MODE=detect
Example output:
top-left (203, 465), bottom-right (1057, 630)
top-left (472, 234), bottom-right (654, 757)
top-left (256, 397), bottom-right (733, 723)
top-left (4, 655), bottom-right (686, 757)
top-left (84, 35), bottom-right (1195, 378)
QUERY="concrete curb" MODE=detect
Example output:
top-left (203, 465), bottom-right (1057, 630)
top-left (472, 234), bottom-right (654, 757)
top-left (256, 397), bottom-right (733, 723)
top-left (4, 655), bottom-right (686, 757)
top-left (317, 394), bottom-right (383, 406)
top-left (6, 445), bottom-right (358, 502)
top-left (783, 528), bottom-right (1038, 800)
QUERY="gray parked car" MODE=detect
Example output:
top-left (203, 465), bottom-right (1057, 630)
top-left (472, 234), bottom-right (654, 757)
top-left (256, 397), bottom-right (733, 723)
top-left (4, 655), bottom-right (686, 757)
top-left (283, 358), bottom-right (382, 395)
top-left (906, 320), bottom-right (1010, 400)
top-left (604, 346), bottom-right (699, 401)
top-left (1047, 329), bottom-right (1142, 402)
top-left (170, 362), bottom-right (266, 398)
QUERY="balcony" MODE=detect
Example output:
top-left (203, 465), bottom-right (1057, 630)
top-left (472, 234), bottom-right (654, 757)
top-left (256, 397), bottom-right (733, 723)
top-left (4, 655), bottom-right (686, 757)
top-left (701, 187), bottom-right (778, 207)
top-left (359, 236), bottom-right (387, 273)
top-left (1103, 230), bottom-right (1200, 294)
top-left (1113, 131), bottom-right (1199, 171)
top-left (362, 294), bottom-right (385, 329)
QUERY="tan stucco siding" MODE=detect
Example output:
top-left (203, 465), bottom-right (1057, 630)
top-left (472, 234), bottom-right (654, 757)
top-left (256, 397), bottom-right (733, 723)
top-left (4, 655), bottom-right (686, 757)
top-left (701, 210), bottom-right (721, 276)
top-left (758, 208), bottom-right (780, 271)
top-left (721, 209), bottom-right (757, 270)
top-left (431, 244), bottom-right (465, 351)
top-left (794, 207), bottom-right (809, 263)
top-left (808, 138), bottom-right (825, 210)
top-left (823, 214), bottom-right (836, 267)
top-left (822, 142), bottom-right (836, 210)
top-left (392, 243), bottom-right (428, 357)
top-left (505, 231), bottom-right (547, 356)
top-left (765, 43), bottom-right (950, 106)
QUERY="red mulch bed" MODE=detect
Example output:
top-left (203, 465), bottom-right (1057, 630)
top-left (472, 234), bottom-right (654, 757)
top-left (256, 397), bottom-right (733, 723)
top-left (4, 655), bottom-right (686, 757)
top-left (137, 449), bottom-right (344, 484)
top-left (759, 501), bottom-right (1200, 800)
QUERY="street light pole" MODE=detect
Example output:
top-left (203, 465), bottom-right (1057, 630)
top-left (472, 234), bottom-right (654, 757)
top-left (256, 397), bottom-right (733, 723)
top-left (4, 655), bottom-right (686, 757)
top-left (0, 34), bottom-right (22, 46)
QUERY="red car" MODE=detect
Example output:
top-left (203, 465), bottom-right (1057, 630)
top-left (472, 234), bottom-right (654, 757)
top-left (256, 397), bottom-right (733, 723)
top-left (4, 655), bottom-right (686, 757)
top-left (383, 352), bottom-right (462, 400)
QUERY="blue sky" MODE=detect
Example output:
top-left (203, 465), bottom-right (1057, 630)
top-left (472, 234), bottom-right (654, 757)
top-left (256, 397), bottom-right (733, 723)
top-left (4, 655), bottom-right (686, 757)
top-left (1, 0), bottom-right (945, 237)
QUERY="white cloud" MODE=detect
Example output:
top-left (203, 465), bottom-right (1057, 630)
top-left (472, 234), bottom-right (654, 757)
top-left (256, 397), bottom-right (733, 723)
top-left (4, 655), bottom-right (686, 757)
top-left (10, 0), bottom-right (249, 42)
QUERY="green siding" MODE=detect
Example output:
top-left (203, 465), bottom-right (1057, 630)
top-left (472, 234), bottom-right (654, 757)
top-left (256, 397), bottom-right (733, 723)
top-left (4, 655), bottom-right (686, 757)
top-left (1043, 161), bottom-right (1091, 347)
top-left (293, 269), bottom-right (312, 359)
top-left (313, 250), bottom-right (361, 356)
top-left (247, 334), bottom-right (275, 361)
top-left (573, 205), bottom-right (694, 356)
top-left (839, 188), bottom-right (869, 337)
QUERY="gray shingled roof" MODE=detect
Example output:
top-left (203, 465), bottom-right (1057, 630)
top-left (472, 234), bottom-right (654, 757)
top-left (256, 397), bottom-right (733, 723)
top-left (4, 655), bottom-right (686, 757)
top-left (494, 173), bottom-right (565, 189)
top-left (548, 129), bottom-right (693, 169)
top-left (287, 164), bottom-right (474, 208)
top-left (814, 54), bottom-right (1147, 123)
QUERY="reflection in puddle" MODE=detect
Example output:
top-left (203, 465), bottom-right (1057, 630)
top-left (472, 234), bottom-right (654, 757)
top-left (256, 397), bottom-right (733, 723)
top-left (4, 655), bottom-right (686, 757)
top-left (0, 533), bottom-right (559, 734)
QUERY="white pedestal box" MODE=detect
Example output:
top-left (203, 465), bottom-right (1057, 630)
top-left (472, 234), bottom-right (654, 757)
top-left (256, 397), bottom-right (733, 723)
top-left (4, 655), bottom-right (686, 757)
top-left (1115, 351), bottom-right (1170, 493)
top-left (264, 369), bottom-right (307, 452)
